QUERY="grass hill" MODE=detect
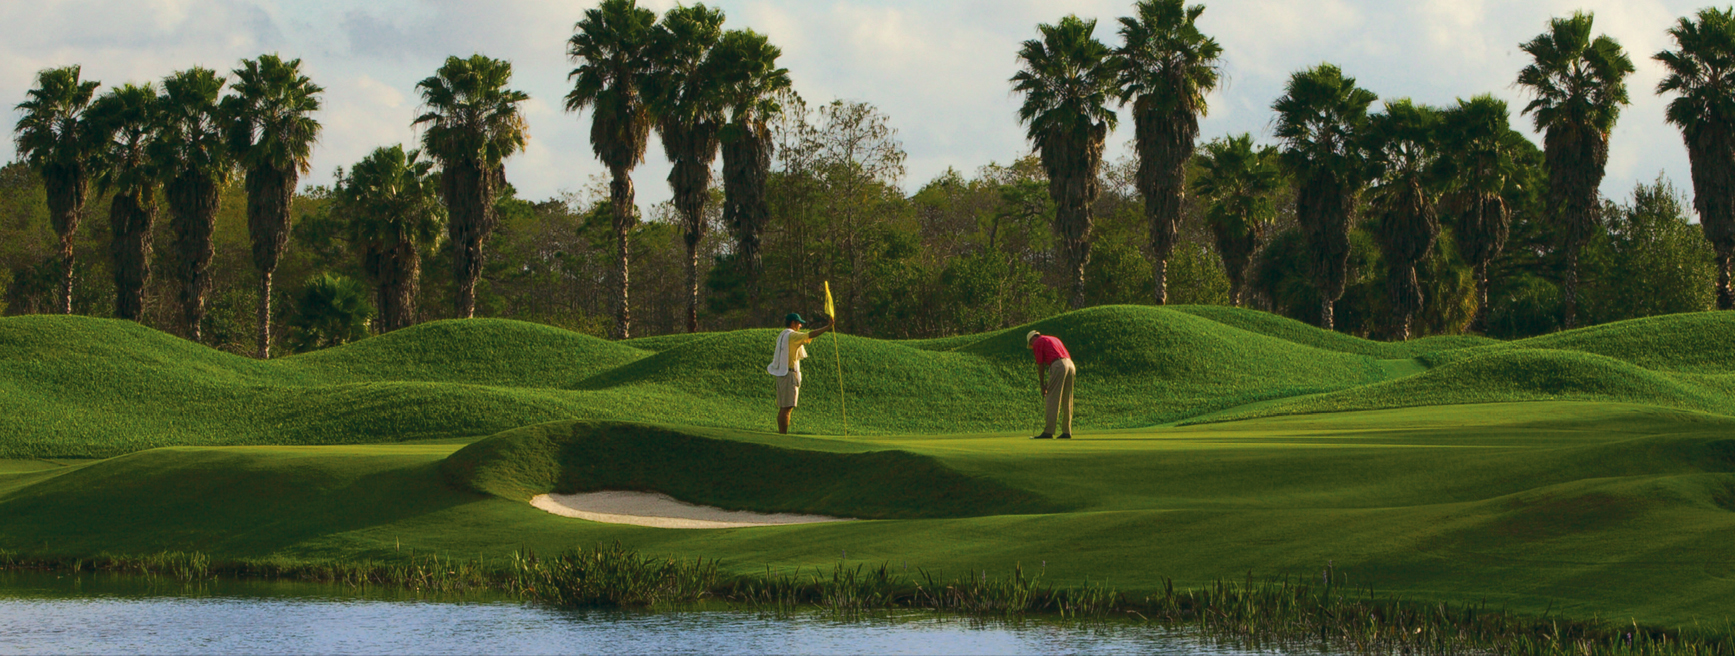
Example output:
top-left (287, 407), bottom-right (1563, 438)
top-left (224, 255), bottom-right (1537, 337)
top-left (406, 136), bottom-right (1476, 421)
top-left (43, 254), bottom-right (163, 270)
top-left (3, 306), bottom-right (1734, 458)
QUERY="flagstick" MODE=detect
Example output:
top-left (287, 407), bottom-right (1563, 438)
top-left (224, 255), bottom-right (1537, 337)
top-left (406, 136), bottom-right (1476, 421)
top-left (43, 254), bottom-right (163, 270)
top-left (833, 330), bottom-right (848, 437)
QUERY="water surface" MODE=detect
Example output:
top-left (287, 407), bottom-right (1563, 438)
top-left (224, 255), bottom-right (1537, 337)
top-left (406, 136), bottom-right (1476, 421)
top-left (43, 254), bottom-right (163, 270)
top-left (0, 572), bottom-right (1284, 655)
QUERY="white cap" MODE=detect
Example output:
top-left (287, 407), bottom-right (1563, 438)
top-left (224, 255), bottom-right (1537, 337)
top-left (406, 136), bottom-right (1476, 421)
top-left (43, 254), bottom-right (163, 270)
top-left (1026, 330), bottom-right (1041, 344)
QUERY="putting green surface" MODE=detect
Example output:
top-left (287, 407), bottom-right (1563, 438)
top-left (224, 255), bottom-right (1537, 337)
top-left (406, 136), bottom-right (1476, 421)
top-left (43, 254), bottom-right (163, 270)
top-left (2, 307), bottom-right (1733, 627)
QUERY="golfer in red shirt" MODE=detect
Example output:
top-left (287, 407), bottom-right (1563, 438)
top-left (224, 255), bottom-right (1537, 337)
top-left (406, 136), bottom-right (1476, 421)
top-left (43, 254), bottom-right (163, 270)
top-left (1026, 330), bottom-right (1075, 440)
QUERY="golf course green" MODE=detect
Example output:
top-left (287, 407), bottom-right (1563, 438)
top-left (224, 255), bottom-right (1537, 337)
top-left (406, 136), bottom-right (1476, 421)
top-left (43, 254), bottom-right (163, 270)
top-left (1, 305), bottom-right (1732, 627)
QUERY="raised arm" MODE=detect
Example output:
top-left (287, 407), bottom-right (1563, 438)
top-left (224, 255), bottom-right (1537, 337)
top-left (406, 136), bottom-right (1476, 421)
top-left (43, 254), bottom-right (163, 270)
top-left (809, 313), bottom-right (835, 338)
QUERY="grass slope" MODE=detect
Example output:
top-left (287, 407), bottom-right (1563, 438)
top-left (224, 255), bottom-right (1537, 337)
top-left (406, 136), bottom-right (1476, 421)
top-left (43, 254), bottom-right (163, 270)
top-left (0, 404), bottom-right (1731, 626)
top-left (1197, 312), bottom-right (1735, 424)
top-left (0, 305), bottom-right (1477, 458)
top-left (6, 307), bottom-right (1735, 458)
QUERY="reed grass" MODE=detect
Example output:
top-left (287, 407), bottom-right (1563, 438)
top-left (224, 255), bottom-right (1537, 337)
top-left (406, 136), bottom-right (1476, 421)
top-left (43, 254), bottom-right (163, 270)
top-left (1139, 569), bottom-right (1735, 656)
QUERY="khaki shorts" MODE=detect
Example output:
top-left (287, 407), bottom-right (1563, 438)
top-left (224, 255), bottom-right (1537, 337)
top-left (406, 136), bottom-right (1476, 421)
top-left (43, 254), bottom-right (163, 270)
top-left (776, 371), bottom-right (802, 408)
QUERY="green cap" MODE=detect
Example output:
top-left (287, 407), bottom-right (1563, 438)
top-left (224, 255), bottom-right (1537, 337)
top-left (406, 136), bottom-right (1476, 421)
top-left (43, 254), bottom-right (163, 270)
top-left (785, 312), bottom-right (806, 325)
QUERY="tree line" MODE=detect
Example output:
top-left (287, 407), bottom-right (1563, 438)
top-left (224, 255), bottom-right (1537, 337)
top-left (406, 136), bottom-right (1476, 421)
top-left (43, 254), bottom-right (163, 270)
top-left (4, 1), bottom-right (1732, 355)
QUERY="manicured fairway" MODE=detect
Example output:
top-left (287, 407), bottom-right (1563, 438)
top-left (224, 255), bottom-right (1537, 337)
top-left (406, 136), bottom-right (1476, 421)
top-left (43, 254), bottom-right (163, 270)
top-left (2, 403), bottom-right (1732, 626)
top-left (2, 307), bottom-right (1733, 628)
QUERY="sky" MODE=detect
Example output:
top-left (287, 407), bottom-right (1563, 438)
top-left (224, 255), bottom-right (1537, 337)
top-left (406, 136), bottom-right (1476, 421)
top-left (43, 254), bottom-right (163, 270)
top-left (0, 0), bottom-right (1711, 214)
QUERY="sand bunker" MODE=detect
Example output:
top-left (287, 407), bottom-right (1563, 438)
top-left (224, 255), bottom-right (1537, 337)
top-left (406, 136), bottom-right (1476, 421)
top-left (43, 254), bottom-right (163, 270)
top-left (530, 491), bottom-right (855, 529)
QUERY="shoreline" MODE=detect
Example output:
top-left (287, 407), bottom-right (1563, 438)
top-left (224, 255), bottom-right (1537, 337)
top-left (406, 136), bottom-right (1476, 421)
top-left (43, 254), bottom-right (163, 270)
top-left (0, 547), bottom-right (1724, 656)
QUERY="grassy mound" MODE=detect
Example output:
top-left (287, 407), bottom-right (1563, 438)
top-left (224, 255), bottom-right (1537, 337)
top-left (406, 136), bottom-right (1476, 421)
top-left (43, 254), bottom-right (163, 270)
top-left (284, 319), bottom-right (649, 387)
top-left (1192, 348), bottom-right (1735, 424)
top-left (1172, 305), bottom-right (1496, 358)
top-left (0, 306), bottom-right (1422, 458)
top-left (442, 421), bottom-right (1058, 519)
top-left (1430, 311), bottom-right (1735, 374)
top-left (6, 306), bottom-right (1735, 459)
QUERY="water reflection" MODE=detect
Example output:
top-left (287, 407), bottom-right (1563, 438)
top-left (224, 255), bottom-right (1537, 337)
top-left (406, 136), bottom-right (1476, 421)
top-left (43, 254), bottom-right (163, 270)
top-left (0, 572), bottom-right (1276, 656)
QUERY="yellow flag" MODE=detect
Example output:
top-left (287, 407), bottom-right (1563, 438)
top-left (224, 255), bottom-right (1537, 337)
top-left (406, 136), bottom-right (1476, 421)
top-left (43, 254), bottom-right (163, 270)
top-left (824, 281), bottom-right (836, 317)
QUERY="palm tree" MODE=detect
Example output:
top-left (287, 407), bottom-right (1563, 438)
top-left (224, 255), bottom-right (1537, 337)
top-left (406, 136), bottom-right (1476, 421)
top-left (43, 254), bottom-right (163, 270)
top-left (646, 3), bottom-right (726, 333)
top-left (1112, 0), bottom-right (1221, 305)
top-left (13, 65), bottom-right (100, 315)
top-left (567, 0), bottom-right (658, 339)
top-left (708, 28), bottom-right (791, 312)
top-left (87, 83), bottom-right (162, 322)
top-left (1439, 95), bottom-right (1522, 331)
top-left (286, 272), bottom-right (374, 353)
top-left (337, 145), bottom-right (445, 332)
top-left (1516, 12), bottom-right (1634, 329)
top-left (1657, 8), bottom-right (1735, 311)
top-left (1365, 99), bottom-right (1442, 341)
top-left (225, 54), bottom-right (323, 358)
top-left (1273, 64), bottom-right (1377, 330)
top-left (153, 67), bottom-right (231, 341)
top-left (414, 54), bottom-right (530, 321)
top-left (1012, 15), bottom-right (1118, 309)
top-left (1193, 134), bottom-right (1281, 307)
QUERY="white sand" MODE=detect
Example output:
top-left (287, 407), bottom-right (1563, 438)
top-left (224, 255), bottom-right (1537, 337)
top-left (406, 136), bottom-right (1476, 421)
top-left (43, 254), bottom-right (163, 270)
top-left (529, 491), bottom-right (855, 529)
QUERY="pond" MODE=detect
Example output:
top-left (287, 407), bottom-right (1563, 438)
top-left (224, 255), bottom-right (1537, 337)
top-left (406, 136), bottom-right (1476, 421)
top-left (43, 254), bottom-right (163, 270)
top-left (0, 571), bottom-right (1293, 655)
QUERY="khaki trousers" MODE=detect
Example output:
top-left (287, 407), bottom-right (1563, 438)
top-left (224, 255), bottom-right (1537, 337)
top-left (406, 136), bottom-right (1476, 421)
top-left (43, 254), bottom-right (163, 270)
top-left (1044, 357), bottom-right (1076, 435)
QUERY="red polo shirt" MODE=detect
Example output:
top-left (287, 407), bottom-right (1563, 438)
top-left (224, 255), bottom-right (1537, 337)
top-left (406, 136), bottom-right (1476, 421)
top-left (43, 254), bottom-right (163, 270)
top-left (1031, 335), bottom-right (1070, 367)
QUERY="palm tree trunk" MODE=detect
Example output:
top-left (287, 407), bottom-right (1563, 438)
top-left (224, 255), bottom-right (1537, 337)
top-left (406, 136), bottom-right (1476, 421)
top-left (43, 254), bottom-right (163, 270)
top-left (110, 188), bottom-right (154, 322)
top-left (256, 271), bottom-right (273, 358)
top-left (1152, 258), bottom-right (1169, 306)
top-left (378, 240), bottom-right (421, 332)
top-left (1137, 102), bottom-right (1194, 307)
top-left (723, 123), bottom-right (773, 317)
top-left (1320, 298), bottom-right (1335, 332)
top-left (1470, 262), bottom-right (1491, 333)
top-left (43, 166), bottom-right (85, 316)
top-left (1685, 128), bottom-right (1735, 311)
top-left (444, 163), bottom-right (500, 320)
top-left (1544, 127), bottom-right (1604, 332)
top-left (247, 165), bottom-right (296, 359)
top-left (1717, 250), bottom-right (1733, 311)
top-left (1562, 250), bottom-right (1580, 329)
top-left (685, 239), bottom-right (700, 333)
top-left (611, 170), bottom-right (635, 340)
top-left (663, 118), bottom-right (718, 334)
top-left (58, 233), bottom-right (75, 315)
top-left (1067, 237), bottom-right (1089, 310)
top-left (169, 173), bottom-right (220, 342)
top-left (1042, 127), bottom-right (1104, 311)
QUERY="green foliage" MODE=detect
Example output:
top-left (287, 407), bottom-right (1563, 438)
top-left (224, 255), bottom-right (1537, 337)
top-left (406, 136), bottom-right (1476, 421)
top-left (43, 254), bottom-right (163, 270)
top-left (1083, 237), bottom-right (1153, 306)
top-left (1111, 0), bottom-right (1222, 115)
top-left (223, 54), bottom-right (322, 176)
top-left (1012, 15), bottom-right (1118, 143)
top-left (285, 273), bottom-right (373, 353)
top-left (414, 55), bottom-right (530, 169)
top-left (940, 250), bottom-right (1063, 335)
top-left (1585, 179), bottom-right (1716, 322)
top-left (1485, 273), bottom-right (1564, 339)
top-left (1517, 12), bottom-right (1635, 135)
top-left (12, 65), bottom-right (100, 172)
